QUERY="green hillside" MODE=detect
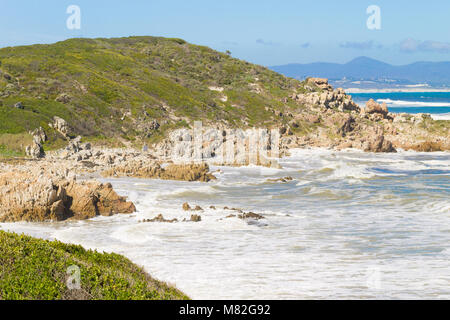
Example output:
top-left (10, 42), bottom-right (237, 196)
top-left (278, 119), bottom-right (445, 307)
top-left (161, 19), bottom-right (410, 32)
top-left (0, 230), bottom-right (188, 300)
top-left (0, 36), bottom-right (307, 155)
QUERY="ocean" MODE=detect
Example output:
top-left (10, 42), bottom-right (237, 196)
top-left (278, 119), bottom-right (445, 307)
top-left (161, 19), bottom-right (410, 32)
top-left (351, 91), bottom-right (450, 120)
top-left (1, 148), bottom-right (449, 299)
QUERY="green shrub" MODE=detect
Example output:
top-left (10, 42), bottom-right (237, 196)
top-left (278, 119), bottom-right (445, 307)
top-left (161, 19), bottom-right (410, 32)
top-left (0, 231), bottom-right (189, 300)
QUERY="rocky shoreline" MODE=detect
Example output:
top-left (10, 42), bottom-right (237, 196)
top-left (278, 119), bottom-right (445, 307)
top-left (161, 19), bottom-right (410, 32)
top-left (1, 78), bottom-right (448, 223)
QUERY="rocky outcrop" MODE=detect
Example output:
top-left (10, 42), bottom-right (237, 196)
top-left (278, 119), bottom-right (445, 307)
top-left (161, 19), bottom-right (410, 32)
top-left (141, 214), bottom-right (178, 223)
top-left (362, 133), bottom-right (396, 153)
top-left (49, 116), bottom-right (70, 138)
top-left (154, 126), bottom-right (281, 168)
top-left (0, 168), bottom-right (135, 222)
top-left (291, 87), bottom-right (360, 112)
top-left (306, 78), bottom-right (333, 91)
top-left (139, 213), bottom-right (202, 223)
top-left (182, 203), bottom-right (203, 211)
top-left (25, 127), bottom-right (46, 158)
top-left (225, 211), bottom-right (265, 220)
top-left (266, 176), bottom-right (293, 183)
top-left (401, 141), bottom-right (446, 152)
top-left (102, 162), bottom-right (216, 182)
top-left (364, 99), bottom-right (388, 116)
top-left (65, 181), bottom-right (136, 219)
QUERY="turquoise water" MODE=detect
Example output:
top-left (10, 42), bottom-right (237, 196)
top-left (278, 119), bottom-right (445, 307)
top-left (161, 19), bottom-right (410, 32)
top-left (351, 92), bottom-right (450, 116)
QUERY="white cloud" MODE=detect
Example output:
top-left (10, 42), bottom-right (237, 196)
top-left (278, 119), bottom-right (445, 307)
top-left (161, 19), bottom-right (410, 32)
top-left (400, 38), bottom-right (450, 53)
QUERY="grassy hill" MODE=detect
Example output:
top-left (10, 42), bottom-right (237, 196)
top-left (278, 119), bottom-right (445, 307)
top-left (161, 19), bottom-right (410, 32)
top-left (0, 36), bottom-right (308, 156)
top-left (0, 230), bottom-right (188, 300)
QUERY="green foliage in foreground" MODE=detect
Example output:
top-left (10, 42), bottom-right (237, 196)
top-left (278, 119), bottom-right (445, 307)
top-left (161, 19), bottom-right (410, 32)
top-left (0, 230), bottom-right (189, 300)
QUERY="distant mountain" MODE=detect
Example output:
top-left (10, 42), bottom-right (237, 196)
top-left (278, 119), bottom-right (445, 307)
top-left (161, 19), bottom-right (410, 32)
top-left (271, 57), bottom-right (450, 86)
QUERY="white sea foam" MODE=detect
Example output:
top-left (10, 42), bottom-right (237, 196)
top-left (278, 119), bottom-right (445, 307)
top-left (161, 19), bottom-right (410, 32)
top-left (1, 148), bottom-right (449, 299)
top-left (377, 98), bottom-right (450, 107)
top-left (431, 113), bottom-right (450, 120)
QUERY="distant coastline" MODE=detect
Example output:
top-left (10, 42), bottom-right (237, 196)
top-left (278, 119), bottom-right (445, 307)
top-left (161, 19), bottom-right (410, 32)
top-left (345, 88), bottom-right (450, 94)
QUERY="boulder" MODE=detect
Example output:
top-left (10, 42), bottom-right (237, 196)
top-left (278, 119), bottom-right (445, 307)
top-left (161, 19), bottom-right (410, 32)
top-left (13, 102), bottom-right (24, 109)
top-left (190, 214), bottom-right (202, 222)
top-left (25, 127), bottom-right (46, 158)
top-left (0, 171), bottom-right (136, 222)
top-left (142, 214), bottom-right (178, 223)
top-left (102, 162), bottom-right (216, 182)
top-left (306, 78), bottom-right (333, 91)
top-left (182, 203), bottom-right (191, 211)
top-left (363, 134), bottom-right (396, 153)
top-left (49, 116), bottom-right (70, 138)
top-left (365, 99), bottom-right (388, 116)
top-left (25, 143), bottom-right (45, 159)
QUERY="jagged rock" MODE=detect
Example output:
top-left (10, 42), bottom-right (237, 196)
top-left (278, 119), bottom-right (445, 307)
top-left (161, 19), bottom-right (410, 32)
top-left (136, 119), bottom-right (160, 138)
top-left (182, 203), bottom-right (191, 211)
top-left (224, 211), bottom-right (265, 220)
top-left (25, 127), bottom-right (46, 158)
top-left (403, 141), bottom-right (444, 152)
top-left (0, 171), bottom-right (135, 222)
top-left (142, 214), bottom-right (178, 223)
top-left (363, 133), bottom-right (396, 153)
top-left (25, 143), bottom-right (45, 159)
top-left (102, 162), bottom-right (216, 182)
top-left (307, 78), bottom-right (333, 91)
top-left (182, 203), bottom-right (203, 211)
top-left (266, 176), bottom-right (293, 183)
top-left (13, 102), bottom-right (24, 109)
top-left (292, 88), bottom-right (359, 112)
top-left (365, 99), bottom-right (388, 116)
top-left (189, 214), bottom-right (202, 222)
top-left (49, 116), bottom-right (70, 138)
top-left (239, 212), bottom-right (265, 220)
top-left (337, 114), bottom-right (355, 137)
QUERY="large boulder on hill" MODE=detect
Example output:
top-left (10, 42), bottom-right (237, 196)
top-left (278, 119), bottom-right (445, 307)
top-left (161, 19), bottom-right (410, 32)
top-left (49, 116), bottom-right (70, 138)
top-left (307, 78), bottom-right (333, 91)
top-left (364, 99), bottom-right (388, 116)
top-left (25, 127), bottom-right (47, 158)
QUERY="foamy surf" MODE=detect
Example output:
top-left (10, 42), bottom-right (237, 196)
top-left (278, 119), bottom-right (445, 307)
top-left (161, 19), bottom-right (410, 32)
top-left (377, 98), bottom-right (450, 107)
top-left (431, 113), bottom-right (450, 120)
top-left (1, 148), bottom-right (449, 299)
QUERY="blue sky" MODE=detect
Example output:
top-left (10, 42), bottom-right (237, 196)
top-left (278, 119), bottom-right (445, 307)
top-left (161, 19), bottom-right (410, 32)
top-left (1, 0), bottom-right (450, 66)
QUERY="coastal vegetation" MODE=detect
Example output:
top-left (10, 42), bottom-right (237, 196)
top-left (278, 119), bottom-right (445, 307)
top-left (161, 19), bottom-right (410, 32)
top-left (0, 230), bottom-right (189, 300)
top-left (0, 36), bottom-right (304, 154)
top-left (0, 36), bottom-right (448, 156)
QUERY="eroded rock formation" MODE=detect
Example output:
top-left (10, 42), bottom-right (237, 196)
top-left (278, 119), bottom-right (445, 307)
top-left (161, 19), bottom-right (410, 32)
top-left (0, 167), bottom-right (135, 222)
top-left (101, 162), bottom-right (216, 182)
